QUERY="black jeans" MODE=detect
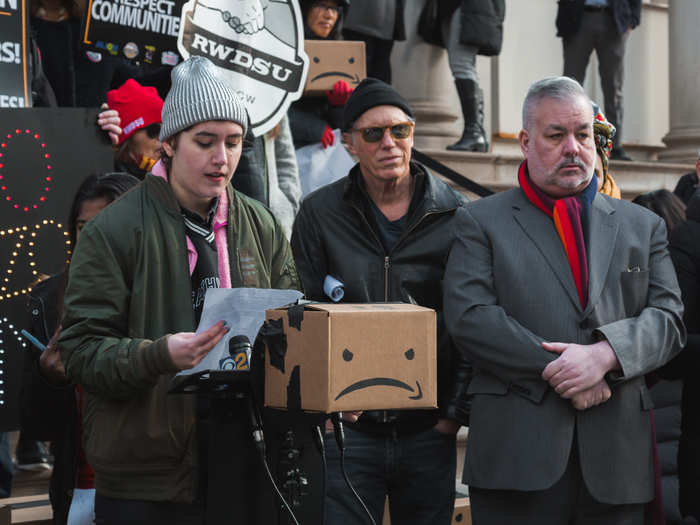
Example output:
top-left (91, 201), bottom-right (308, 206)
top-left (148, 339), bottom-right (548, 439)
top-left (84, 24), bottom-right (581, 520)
top-left (94, 493), bottom-right (205, 525)
top-left (323, 425), bottom-right (456, 525)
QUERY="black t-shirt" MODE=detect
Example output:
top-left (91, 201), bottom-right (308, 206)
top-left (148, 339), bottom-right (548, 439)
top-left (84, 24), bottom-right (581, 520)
top-left (182, 199), bottom-right (220, 325)
top-left (365, 174), bottom-right (425, 253)
top-left (368, 199), bottom-right (407, 253)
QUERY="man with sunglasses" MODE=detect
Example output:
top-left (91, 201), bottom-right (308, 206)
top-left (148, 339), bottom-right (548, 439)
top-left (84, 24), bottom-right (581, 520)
top-left (291, 78), bottom-right (471, 525)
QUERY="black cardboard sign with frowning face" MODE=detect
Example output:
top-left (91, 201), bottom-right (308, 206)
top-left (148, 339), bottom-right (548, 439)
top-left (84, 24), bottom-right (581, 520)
top-left (302, 40), bottom-right (365, 96)
top-left (264, 303), bottom-right (437, 413)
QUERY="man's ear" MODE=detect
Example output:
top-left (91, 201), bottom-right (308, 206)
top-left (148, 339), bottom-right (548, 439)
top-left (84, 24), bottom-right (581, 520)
top-left (518, 129), bottom-right (530, 157)
top-left (343, 132), bottom-right (356, 155)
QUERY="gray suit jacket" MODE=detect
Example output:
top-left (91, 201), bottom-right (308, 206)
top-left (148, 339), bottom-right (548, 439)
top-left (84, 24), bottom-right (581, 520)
top-left (444, 188), bottom-right (685, 505)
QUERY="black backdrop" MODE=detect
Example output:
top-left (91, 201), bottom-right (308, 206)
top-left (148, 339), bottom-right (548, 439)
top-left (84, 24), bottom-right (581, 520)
top-left (0, 108), bottom-right (113, 430)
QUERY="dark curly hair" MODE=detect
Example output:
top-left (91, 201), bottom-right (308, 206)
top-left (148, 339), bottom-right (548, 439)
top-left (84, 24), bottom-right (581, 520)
top-left (67, 172), bottom-right (140, 250)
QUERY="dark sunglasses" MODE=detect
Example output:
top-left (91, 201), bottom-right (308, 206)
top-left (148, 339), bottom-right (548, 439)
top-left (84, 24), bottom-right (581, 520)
top-left (352, 121), bottom-right (414, 143)
top-left (145, 123), bottom-right (161, 140)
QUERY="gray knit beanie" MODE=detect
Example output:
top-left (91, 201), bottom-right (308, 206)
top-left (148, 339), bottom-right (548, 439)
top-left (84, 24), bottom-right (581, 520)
top-left (160, 56), bottom-right (248, 141)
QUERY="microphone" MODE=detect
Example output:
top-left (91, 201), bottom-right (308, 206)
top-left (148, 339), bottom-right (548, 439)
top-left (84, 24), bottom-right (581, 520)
top-left (219, 335), bottom-right (252, 370)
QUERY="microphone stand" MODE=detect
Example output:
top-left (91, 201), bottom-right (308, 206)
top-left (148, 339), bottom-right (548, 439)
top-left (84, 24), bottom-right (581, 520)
top-left (169, 357), bottom-right (327, 524)
top-left (170, 369), bottom-right (276, 525)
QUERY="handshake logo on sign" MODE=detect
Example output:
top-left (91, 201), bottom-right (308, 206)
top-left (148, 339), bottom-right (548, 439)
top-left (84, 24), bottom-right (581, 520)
top-left (177, 0), bottom-right (309, 137)
top-left (200, 0), bottom-right (264, 35)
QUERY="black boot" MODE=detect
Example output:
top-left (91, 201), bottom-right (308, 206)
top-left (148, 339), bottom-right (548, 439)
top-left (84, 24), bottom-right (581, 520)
top-left (448, 78), bottom-right (487, 152)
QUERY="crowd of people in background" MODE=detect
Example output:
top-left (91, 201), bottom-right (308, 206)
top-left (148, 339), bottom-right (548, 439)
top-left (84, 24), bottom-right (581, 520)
top-left (3, 1), bottom-right (700, 525)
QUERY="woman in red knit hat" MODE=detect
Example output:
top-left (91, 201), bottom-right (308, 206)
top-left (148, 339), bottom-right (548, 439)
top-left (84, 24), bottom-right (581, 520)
top-left (100, 79), bottom-right (165, 179)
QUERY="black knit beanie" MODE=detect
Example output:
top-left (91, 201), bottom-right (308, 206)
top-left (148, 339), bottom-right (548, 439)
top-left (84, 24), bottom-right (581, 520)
top-left (342, 78), bottom-right (414, 131)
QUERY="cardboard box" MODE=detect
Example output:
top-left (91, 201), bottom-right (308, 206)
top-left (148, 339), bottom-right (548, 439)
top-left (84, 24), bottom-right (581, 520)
top-left (303, 40), bottom-right (366, 96)
top-left (452, 497), bottom-right (471, 525)
top-left (0, 494), bottom-right (52, 525)
top-left (264, 303), bottom-right (436, 413)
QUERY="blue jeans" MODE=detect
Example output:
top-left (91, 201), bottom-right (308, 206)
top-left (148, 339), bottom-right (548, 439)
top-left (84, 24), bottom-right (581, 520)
top-left (0, 432), bottom-right (13, 498)
top-left (324, 425), bottom-right (456, 525)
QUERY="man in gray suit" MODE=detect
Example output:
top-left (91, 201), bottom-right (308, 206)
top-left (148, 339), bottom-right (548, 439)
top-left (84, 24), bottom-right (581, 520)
top-left (444, 76), bottom-right (685, 524)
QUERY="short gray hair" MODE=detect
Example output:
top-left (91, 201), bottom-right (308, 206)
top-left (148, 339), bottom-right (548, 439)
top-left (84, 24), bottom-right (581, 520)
top-left (522, 76), bottom-right (588, 131)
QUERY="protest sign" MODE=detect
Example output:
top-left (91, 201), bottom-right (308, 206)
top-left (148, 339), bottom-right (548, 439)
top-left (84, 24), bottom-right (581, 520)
top-left (178, 0), bottom-right (309, 136)
top-left (0, 0), bottom-right (32, 108)
top-left (0, 108), bottom-right (113, 430)
top-left (81, 0), bottom-right (185, 66)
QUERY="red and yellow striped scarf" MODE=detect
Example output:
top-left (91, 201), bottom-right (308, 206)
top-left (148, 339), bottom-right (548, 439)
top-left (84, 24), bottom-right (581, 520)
top-left (518, 161), bottom-right (597, 309)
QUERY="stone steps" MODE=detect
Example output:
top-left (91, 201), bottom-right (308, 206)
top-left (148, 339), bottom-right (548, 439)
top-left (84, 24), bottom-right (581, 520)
top-left (0, 495), bottom-right (51, 525)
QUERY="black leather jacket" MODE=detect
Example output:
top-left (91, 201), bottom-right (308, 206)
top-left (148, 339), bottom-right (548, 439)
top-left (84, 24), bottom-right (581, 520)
top-left (291, 161), bottom-right (472, 432)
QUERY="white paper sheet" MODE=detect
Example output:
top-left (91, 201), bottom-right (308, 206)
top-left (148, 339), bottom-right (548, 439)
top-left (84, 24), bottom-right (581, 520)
top-left (177, 288), bottom-right (303, 376)
top-left (296, 129), bottom-right (356, 197)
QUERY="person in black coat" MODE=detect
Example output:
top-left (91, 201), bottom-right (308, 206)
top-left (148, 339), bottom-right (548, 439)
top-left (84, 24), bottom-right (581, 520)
top-left (673, 153), bottom-right (700, 205)
top-left (667, 188), bottom-right (700, 523)
top-left (436, 0), bottom-right (504, 152)
top-left (19, 173), bottom-right (139, 525)
top-left (288, 0), bottom-right (352, 149)
top-left (632, 190), bottom-right (692, 525)
top-left (556, 0), bottom-right (641, 161)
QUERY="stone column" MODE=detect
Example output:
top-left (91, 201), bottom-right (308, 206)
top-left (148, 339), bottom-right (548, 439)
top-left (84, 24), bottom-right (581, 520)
top-left (659, 0), bottom-right (700, 163)
top-left (390, 0), bottom-right (460, 149)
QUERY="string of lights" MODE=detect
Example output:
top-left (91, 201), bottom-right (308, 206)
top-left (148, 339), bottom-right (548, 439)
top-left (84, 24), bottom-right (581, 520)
top-left (0, 128), bottom-right (53, 213)
top-left (0, 221), bottom-right (71, 301)
top-left (0, 318), bottom-right (21, 406)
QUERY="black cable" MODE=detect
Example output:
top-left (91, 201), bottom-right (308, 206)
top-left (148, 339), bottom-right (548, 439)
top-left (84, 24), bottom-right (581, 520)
top-left (261, 450), bottom-right (301, 525)
top-left (313, 425), bottom-right (327, 524)
top-left (246, 396), bottom-right (266, 454)
top-left (247, 397), bottom-right (302, 525)
top-left (330, 413), bottom-right (377, 525)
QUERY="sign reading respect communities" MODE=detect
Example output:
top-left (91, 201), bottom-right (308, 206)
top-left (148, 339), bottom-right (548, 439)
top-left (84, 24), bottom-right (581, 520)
top-left (80, 0), bottom-right (310, 136)
top-left (0, 0), bottom-right (32, 108)
top-left (81, 0), bottom-right (185, 66)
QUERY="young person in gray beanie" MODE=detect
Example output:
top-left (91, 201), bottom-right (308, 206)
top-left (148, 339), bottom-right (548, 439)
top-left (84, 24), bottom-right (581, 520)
top-left (58, 55), bottom-right (301, 524)
top-left (291, 78), bottom-right (471, 525)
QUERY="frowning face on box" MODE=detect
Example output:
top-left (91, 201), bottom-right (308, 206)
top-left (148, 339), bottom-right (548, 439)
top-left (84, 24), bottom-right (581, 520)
top-left (328, 306), bottom-right (435, 410)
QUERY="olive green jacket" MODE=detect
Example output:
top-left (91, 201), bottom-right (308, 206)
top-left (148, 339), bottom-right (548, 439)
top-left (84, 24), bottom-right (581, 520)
top-left (59, 174), bottom-right (300, 502)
